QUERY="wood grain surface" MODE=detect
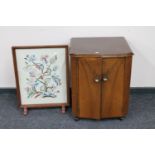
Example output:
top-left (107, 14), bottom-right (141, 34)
top-left (70, 37), bottom-right (133, 120)
top-left (70, 37), bottom-right (133, 57)
top-left (101, 57), bottom-right (125, 118)
top-left (78, 57), bottom-right (102, 119)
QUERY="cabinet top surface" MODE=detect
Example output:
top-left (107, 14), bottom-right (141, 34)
top-left (70, 37), bottom-right (133, 57)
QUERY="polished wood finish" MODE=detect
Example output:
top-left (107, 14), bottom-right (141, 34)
top-left (70, 37), bottom-right (133, 57)
top-left (70, 37), bottom-right (133, 119)
top-left (101, 57), bottom-right (125, 118)
top-left (78, 57), bottom-right (102, 119)
top-left (71, 56), bottom-right (79, 116)
top-left (123, 56), bottom-right (132, 115)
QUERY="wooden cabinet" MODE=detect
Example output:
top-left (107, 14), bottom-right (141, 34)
top-left (70, 37), bottom-right (133, 120)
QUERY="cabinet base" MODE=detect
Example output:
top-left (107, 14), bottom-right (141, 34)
top-left (118, 116), bottom-right (126, 121)
top-left (72, 115), bottom-right (127, 121)
top-left (74, 117), bottom-right (80, 121)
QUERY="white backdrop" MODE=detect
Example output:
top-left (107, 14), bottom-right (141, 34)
top-left (0, 26), bottom-right (155, 87)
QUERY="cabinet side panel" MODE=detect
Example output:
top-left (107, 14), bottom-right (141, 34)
top-left (122, 56), bottom-right (132, 115)
top-left (71, 56), bottom-right (79, 117)
top-left (101, 58), bottom-right (125, 118)
top-left (78, 57), bottom-right (102, 119)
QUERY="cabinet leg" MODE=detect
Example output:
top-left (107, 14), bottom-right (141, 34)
top-left (119, 117), bottom-right (125, 121)
top-left (61, 105), bottom-right (66, 113)
top-left (74, 117), bottom-right (79, 121)
top-left (23, 107), bottom-right (28, 116)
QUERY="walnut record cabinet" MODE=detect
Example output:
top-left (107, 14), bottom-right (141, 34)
top-left (70, 37), bottom-right (133, 120)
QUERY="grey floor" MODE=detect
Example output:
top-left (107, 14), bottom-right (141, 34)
top-left (0, 92), bottom-right (155, 129)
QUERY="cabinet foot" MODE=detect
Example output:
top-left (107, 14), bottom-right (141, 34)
top-left (61, 105), bottom-right (66, 113)
top-left (74, 117), bottom-right (79, 121)
top-left (23, 107), bottom-right (28, 116)
top-left (119, 117), bottom-right (125, 121)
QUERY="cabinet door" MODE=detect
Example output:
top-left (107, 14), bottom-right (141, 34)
top-left (78, 57), bottom-right (102, 119)
top-left (101, 58), bottom-right (125, 118)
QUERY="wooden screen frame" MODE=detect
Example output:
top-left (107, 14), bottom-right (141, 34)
top-left (12, 45), bottom-right (69, 115)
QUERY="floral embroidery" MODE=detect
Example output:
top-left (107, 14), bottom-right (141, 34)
top-left (24, 54), bottom-right (61, 98)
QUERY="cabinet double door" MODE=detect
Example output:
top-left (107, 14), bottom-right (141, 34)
top-left (77, 57), bottom-right (128, 119)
